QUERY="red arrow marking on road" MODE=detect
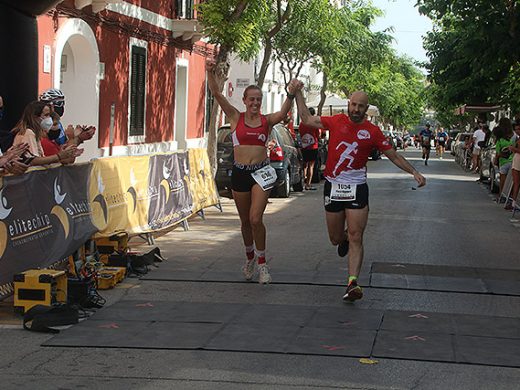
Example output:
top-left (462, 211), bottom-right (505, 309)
top-left (405, 335), bottom-right (426, 341)
top-left (135, 302), bottom-right (154, 307)
top-left (98, 323), bottom-right (119, 329)
top-left (322, 345), bottom-right (346, 351)
top-left (408, 314), bottom-right (429, 319)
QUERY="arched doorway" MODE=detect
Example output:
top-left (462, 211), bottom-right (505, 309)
top-left (54, 19), bottom-right (100, 162)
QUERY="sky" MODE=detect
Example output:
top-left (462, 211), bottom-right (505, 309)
top-left (371, 0), bottom-right (433, 64)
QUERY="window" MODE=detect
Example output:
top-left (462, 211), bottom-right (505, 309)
top-left (176, 0), bottom-right (194, 19)
top-left (129, 45), bottom-right (146, 138)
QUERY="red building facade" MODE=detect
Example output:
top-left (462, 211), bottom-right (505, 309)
top-left (36, 0), bottom-right (210, 160)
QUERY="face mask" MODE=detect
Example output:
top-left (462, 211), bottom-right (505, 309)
top-left (54, 106), bottom-right (64, 117)
top-left (48, 128), bottom-right (61, 140)
top-left (41, 117), bottom-right (54, 131)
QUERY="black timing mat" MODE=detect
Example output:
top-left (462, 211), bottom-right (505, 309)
top-left (140, 269), bottom-right (365, 287)
top-left (43, 300), bottom-right (520, 367)
top-left (370, 263), bottom-right (520, 296)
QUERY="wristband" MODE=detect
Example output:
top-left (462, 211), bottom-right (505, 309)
top-left (287, 94), bottom-right (295, 100)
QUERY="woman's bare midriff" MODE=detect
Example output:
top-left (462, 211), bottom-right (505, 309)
top-left (234, 145), bottom-right (268, 165)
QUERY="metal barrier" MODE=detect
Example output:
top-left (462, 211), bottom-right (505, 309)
top-left (500, 169), bottom-right (514, 203)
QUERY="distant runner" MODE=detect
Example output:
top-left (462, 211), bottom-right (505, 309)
top-left (420, 123), bottom-right (434, 166)
top-left (292, 81), bottom-right (426, 301)
top-left (436, 127), bottom-right (448, 159)
top-left (298, 107), bottom-right (322, 190)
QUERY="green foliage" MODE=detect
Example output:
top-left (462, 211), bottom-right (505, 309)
top-left (198, 0), bottom-right (427, 128)
top-left (417, 0), bottom-right (520, 115)
top-left (324, 3), bottom-right (425, 129)
top-left (272, 0), bottom-right (340, 81)
top-left (198, 0), bottom-right (271, 61)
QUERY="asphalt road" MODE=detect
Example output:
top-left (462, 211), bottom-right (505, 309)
top-left (1, 148), bottom-right (520, 390)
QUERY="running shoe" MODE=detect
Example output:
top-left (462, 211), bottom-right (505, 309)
top-left (337, 230), bottom-right (349, 257)
top-left (258, 264), bottom-right (272, 284)
top-left (242, 257), bottom-right (256, 281)
top-left (342, 279), bottom-right (363, 302)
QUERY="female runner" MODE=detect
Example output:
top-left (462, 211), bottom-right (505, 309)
top-left (206, 60), bottom-right (296, 283)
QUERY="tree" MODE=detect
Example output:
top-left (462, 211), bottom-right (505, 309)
top-left (321, 4), bottom-right (425, 128)
top-left (256, 1), bottom-right (292, 87)
top-left (417, 1), bottom-right (520, 114)
top-left (271, 0), bottom-right (340, 87)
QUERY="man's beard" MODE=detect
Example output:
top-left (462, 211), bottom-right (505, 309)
top-left (348, 109), bottom-right (365, 123)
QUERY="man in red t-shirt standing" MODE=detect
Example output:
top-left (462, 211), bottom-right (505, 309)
top-left (291, 80), bottom-right (426, 301)
top-left (299, 107), bottom-right (322, 190)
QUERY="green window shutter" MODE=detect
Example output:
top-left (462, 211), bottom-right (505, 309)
top-left (130, 46), bottom-right (146, 137)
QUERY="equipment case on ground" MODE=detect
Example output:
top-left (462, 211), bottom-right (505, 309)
top-left (13, 269), bottom-right (67, 313)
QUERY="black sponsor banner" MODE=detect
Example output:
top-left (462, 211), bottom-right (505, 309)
top-left (148, 153), bottom-right (193, 230)
top-left (0, 164), bottom-right (96, 289)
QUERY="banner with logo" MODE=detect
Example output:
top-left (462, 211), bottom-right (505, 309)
top-left (148, 152), bottom-right (193, 231)
top-left (0, 149), bottom-right (219, 296)
top-left (188, 148), bottom-right (220, 212)
top-left (0, 164), bottom-right (96, 291)
top-left (89, 156), bottom-right (151, 236)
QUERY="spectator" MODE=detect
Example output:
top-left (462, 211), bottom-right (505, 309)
top-left (493, 118), bottom-right (514, 203)
top-left (0, 95), bottom-right (14, 152)
top-left (39, 88), bottom-right (96, 148)
top-left (471, 122), bottom-right (486, 173)
top-left (0, 142), bottom-right (30, 176)
top-left (39, 89), bottom-right (67, 145)
top-left (40, 111), bottom-right (62, 157)
top-left (11, 101), bottom-right (80, 166)
top-left (483, 124), bottom-right (492, 145)
top-left (508, 122), bottom-right (520, 211)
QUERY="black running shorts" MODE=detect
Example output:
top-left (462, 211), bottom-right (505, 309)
top-left (302, 149), bottom-right (318, 162)
top-left (323, 181), bottom-right (369, 212)
top-left (231, 160), bottom-right (270, 192)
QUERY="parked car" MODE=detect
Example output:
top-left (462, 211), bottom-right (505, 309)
top-left (215, 124), bottom-right (304, 198)
top-left (294, 124), bottom-right (327, 183)
top-left (479, 139), bottom-right (499, 192)
top-left (451, 132), bottom-right (472, 156)
top-left (446, 130), bottom-right (460, 151)
top-left (382, 130), bottom-right (396, 150)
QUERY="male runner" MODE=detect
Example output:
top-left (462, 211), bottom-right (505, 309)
top-left (420, 123), bottom-right (434, 165)
top-left (292, 81), bottom-right (426, 301)
top-left (436, 127), bottom-right (448, 159)
top-left (299, 107), bottom-right (322, 190)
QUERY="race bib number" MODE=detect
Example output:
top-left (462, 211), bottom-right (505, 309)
top-left (439, 137), bottom-right (445, 141)
top-left (251, 165), bottom-right (277, 191)
top-left (330, 182), bottom-right (357, 201)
